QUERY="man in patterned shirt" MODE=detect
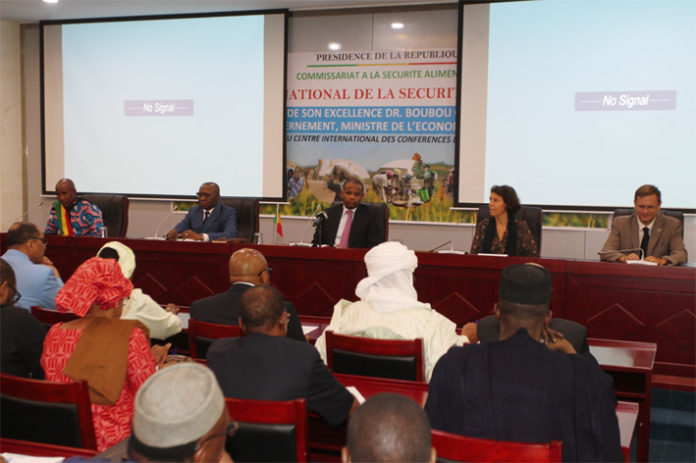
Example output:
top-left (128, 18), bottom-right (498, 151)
top-left (45, 178), bottom-right (104, 236)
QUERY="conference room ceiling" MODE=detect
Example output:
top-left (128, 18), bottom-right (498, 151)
top-left (1, 0), bottom-right (453, 23)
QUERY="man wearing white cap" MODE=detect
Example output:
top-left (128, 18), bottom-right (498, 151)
top-left (128, 363), bottom-right (233, 463)
top-left (314, 241), bottom-right (475, 381)
top-left (98, 242), bottom-right (182, 339)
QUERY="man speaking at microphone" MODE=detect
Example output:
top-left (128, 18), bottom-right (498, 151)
top-left (166, 182), bottom-right (237, 241)
top-left (45, 178), bottom-right (103, 237)
top-left (312, 179), bottom-right (386, 249)
top-left (600, 184), bottom-right (687, 265)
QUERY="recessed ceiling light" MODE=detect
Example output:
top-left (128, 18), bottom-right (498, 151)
top-left (43, 0), bottom-right (59, 4)
top-left (391, 22), bottom-right (404, 30)
top-left (328, 42), bottom-right (341, 51)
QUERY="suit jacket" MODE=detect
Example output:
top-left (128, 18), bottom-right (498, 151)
top-left (312, 203), bottom-right (386, 248)
top-left (1, 304), bottom-right (46, 378)
top-left (601, 213), bottom-right (687, 265)
top-left (207, 332), bottom-right (354, 426)
top-left (174, 202), bottom-right (237, 240)
top-left (425, 329), bottom-right (623, 462)
top-left (476, 315), bottom-right (590, 354)
top-left (189, 283), bottom-right (305, 342)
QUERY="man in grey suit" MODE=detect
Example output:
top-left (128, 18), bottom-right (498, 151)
top-left (601, 184), bottom-right (687, 265)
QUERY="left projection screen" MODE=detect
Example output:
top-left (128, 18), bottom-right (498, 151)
top-left (42, 12), bottom-right (286, 199)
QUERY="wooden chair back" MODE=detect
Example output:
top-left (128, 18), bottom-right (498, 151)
top-left (431, 429), bottom-right (562, 463)
top-left (225, 397), bottom-right (308, 462)
top-left (188, 318), bottom-right (243, 359)
top-left (325, 330), bottom-right (425, 382)
top-left (30, 306), bottom-right (78, 330)
top-left (0, 374), bottom-right (97, 450)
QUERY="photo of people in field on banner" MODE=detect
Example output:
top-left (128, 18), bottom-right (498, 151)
top-left (280, 48), bottom-right (469, 223)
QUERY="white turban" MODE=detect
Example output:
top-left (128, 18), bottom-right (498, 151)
top-left (355, 241), bottom-right (430, 313)
top-left (97, 241), bottom-right (136, 279)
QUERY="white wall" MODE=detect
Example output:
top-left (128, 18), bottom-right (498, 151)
top-left (0, 20), bottom-right (24, 229)
top-left (10, 8), bottom-right (696, 262)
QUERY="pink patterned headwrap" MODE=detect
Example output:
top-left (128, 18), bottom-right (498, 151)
top-left (55, 257), bottom-right (133, 317)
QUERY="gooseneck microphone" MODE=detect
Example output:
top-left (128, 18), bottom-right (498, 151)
top-left (154, 205), bottom-right (179, 238)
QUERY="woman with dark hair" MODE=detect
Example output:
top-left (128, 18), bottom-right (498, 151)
top-left (470, 185), bottom-right (538, 257)
top-left (41, 257), bottom-right (169, 451)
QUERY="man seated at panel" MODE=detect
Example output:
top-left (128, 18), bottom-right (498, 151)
top-left (343, 393), bottom-right (436, 463)
top-left (314, 241), bottom-right (476, 381)
top-left (45, 178), bottom-right (104, 236)
top-left (128, 363), bottom-right (233, 463)
top-left (97, 241), bottom-right (182, 340)
top-left (600, 184), bottom-right (687, 265)
top-left (190, 248), bottom-right (304, 342)
top-left (166, 182), bottom-right (237, 241)
top-left (1, 222), bottom-right (63, 310)
top-left (207, 285), bottom-right (358, 427)
top-left (0, 258), bottom-right (46, 379)
top-left (425, 263), bottom-right (622, 462)
top-left (312, 178), bottom-right (386, 249)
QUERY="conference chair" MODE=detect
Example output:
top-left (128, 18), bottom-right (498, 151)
top-left (613, 208), bottom-right (684, 237)
top-left (80, 193), bottom-right (129, 237)
top-left (324, 330), bottom-right (425, 382)
top-left (330, 200), bottom-right (390, 241)
top-left (431, 429), bottom-right (563, 463)
top-left (188, 318), bottom-right (243, 360)
top-left (221, 197), bottom-right (260, 243)
top-left (224, 397), bottom-right (309, 462)
top-left (0, 373), bottom-right (97, 450)
top-left (31, 305), bottom-right (79, 330)
top-left (476, 205), bottom-right (543, 250)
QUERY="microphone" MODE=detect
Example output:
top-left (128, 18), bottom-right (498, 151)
top-left (598, 248), bottom-right (644, 259)
top-left (313, 208), bottom-right (328, 226)
top-left (292, 204), bottom-right (323, 247)
top-left (428, 240), bottom-right (452, 253)
top-left (152, 205), bottom-right (179, 239)
top-left (12, 201), bottom-right (44, 223)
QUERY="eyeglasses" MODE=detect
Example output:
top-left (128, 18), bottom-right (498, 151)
top-left (193, 420), bottom-right (239, 453)
top-left (31, 236), bottom-right (48, 246)
top-left (256, 267), bottom-right (273, 277)
top-left (6, 281), bottom-right (22, 305)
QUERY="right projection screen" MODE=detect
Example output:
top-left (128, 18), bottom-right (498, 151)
top-left (456, 0), bottom-right (695, 210)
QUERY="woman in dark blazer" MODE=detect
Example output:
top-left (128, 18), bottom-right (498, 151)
top-left (470, 185), bottom-right (538, 257)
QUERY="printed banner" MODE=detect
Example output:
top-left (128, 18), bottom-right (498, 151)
top-left (283, 48), bottom-right (467, 223)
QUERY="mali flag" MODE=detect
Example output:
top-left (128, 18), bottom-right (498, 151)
top-left (274, 205), bottom-right (283, 237)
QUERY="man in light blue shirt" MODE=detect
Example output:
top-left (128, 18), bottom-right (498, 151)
top-left (1, 222), bottom-right (63, 310)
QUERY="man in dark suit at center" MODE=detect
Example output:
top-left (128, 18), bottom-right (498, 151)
top-left (313, 179), bottom-right (386, 249)
top-left (189, 248), bottom-right (305, 342)
top-left (166, 181), bottom-right (237, 241)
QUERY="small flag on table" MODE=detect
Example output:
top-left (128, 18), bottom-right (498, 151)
top-left (274, 204), bottom-right (283, 237)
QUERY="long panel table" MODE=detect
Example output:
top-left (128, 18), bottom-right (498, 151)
top-left (2, 235), bottom-right (693, 379)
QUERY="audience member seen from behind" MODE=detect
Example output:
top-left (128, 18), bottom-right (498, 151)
top-left (128, 363), bottom-right (234, 463)
top-left (45, 178), bottom-right (104, 236)
top-left (425, 263), bottom-right (622, 462)
top-left (314, 241), bottom-right (476, 381)
top-left (1, 222), bottom-right (63, 310)
top-left (166, 182), bottom-right (237, 241)
top-left (207, 285), bottom-right (358, 427)
top-left (97, 241), bottom-right (182, 340)
top-left (600, 184), bottom-right (687, 265)
top-left (312, 178), bottom-right (386, 249)
top-left (190, 247), bottom-right (305, 341)
top-left (470, 185), bottom-right (538, 257)
top-left (40, 257), bottom-right (170, 451)
top-left (344, 393), bottom-right (436, 463)
top-left (0, 258), bottom-right (46, 379)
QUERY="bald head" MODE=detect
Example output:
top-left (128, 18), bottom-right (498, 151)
top-left (345, 393), bottom-right (434, 463)
top-left (228, 248), bottom-right (269, 285)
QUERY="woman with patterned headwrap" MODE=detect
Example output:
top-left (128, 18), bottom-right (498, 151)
top-left (40, 257), bottom-right (169, 451)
